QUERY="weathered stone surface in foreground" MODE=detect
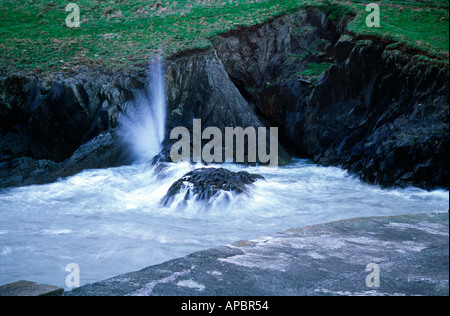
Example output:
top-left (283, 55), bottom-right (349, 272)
top-left (66, 212), bottom-right (449, 296)
top-left (0, 280), bottom-right (64, 296)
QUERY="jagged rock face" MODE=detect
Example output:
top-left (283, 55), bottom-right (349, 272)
top-left (166, 51), bottom-right (259, 131)
top-left (0, 129), bottom-right (131, 188)
top-left (163, 50), bottom-right (291, 166)
top-left (212, 9), bottom-right (352, 154)
top-left (211, 9), bottom-right (448, 189)
top-left (160, 168), bottom-right (265, 207)
top-left (0, 70), bottom-right (143, 187)
top-left (305, 40), bottom-right (449, 189)
top-left (0, 70), bottom-right (143, 163)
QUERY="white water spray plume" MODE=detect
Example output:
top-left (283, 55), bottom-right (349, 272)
top-left (119, 55), bottom-right (167, 162)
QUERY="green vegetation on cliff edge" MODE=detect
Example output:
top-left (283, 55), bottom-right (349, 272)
top-left (0, 0), bottom-right (448, 76)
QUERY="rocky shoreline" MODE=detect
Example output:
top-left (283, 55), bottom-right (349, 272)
top-left (65, 212), bottom-right (449, 296)
top-left (1, 8), bottom-right (448, 189)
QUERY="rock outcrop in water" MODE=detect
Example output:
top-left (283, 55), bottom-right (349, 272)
top-left (160, 168), bottom-right (264, 207)
top-left (0, 129), bottom-right (130, 187)
top-left (0, 70), bottom-right (143, 162)
top-left (0, 8), bottom-right (448, 190)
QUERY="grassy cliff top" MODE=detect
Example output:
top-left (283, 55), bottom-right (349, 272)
top-left (0, 0), bottom-right (448, 76)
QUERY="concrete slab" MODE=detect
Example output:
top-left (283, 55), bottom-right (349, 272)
top-left (66, 212), bottom-right (449, 296)
top-left (0, 280), bottom-right (64, 296)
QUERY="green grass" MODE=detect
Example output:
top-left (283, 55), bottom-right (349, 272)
top-left (0, 0), bottom-right (448, 76)
top-left (318, 0), bottom-right (355, 20)
top-left (343, 0), bottom-right (449, 59)
top-left (297, 62), bottom-right (332, 84)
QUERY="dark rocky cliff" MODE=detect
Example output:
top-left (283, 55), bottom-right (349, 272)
top-left (307, 40), bottom-right (448, 189)
top-left (0, 9), bottom-right (448, 189)
top-left (211, 9), bottom-right (449, 189)
top-left (0, 70), bottom-right (142, 187)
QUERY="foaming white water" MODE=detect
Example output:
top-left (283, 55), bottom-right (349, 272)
top-left (119, 56), bottom-right (166, 162)
top-left (0, 160), bottom-right (448, 289)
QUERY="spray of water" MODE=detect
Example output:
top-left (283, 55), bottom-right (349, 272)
top-left (119, 55), bottom-right (166, 162)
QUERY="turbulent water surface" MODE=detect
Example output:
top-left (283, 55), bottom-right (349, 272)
top-left (1, 59), bottom-right (448, 290)
top-left (0, 160), bottom-right (448, 289)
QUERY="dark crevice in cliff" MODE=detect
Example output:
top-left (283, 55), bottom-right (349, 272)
top-left (209, 9), bottom-right (351, 159)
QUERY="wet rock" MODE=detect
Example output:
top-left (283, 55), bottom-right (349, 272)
top-left (66, 213), bottom-right (449, 296)
top-left (56, 128), bottom-right (132, 179)
top-left (0, 280), bottom-right (64, 296)
top-left (0, 129), bottom-right (131, 188)
top-left (303, 41), bottom-right (449, 189)
top-left (0, 69), bottom-right (144, 164)
top-left (0, 157), bottom-right (60, 188)
top-left (165, 50), bottom-right (291, 166)
top-left (160, 168), bottom-right (264, 206)
top-left (0, 69), bottom-right (144, 187)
